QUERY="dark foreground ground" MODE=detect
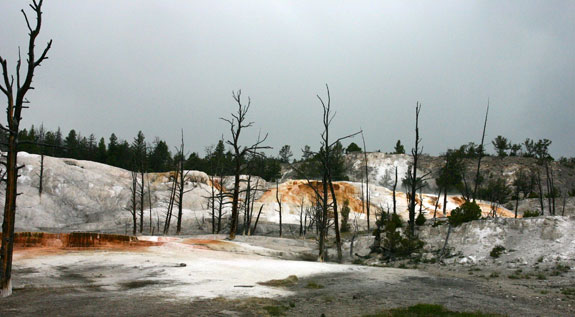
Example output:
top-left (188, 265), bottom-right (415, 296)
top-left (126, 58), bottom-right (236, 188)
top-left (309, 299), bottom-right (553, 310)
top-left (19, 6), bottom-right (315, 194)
top-left (1, 267), bottom-right (574, 317)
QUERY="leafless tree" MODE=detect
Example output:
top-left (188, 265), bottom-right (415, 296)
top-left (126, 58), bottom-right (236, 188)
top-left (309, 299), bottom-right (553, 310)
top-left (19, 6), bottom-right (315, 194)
top-left (0, 0), bottom-right (52, 297)
top-left (276, 180), bottom-right (283, 237)
top-left (175, 131), bottom-right (192, 234)
top-left (220, 90), bottom-right (270, 240)
top-left (127, 170), bottom-right (139, 235)
top-left (407, 102), bottom-right (422, 237)
top-left (163, 172), bottom-right (178, 234)
top-left (472, 101), bottom-right (489, 201)
top-left (315, 85), bottom-right (360, 262)
top-left (392, 166), bottom-right (398, 215)
top-left (360, 130), bottom-right (370, 230)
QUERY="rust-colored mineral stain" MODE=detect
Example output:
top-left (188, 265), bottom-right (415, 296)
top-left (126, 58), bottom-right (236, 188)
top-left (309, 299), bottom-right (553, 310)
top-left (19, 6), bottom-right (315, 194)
top-left (452, 196), bottom-right (465, 205)
top-left (180, 239), bottom-right (231, 246)
top-left (3, 232), bottom-right (162, 252)
top-left (258, 180), bottom-right (371, 215)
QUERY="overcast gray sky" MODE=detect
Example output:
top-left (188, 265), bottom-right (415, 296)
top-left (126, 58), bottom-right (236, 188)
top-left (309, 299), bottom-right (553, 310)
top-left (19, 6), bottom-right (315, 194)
top-left (1, 0), bottom-right (573, 158)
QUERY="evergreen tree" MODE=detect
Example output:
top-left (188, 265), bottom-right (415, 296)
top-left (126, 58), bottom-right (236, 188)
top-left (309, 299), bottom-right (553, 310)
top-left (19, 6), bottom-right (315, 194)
top-left (278, 145), bottom-right (293, 163)
top-left (54, 127), bottom-right (64, 156)
top-left (97, 137), bottom-right (107, 163)
top-left (393, 140), bottom-right (405, 154)
top-left (132, 131), bottom-right (147, 171)
top-left (345, 142), bottom-right (362, 154)
top-left (64, 129), bottom-right (78, 158)
top-left (492, 135), bottom-right (510, 157)
top-left (107, 133), bottom-right (119, 166)
top-left (149, 138), bottom-right (171, 172)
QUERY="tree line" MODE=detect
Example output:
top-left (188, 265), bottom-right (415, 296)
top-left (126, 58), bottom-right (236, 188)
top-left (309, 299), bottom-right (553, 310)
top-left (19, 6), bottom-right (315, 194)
top-left (1, 125), bottom-right (282, 182)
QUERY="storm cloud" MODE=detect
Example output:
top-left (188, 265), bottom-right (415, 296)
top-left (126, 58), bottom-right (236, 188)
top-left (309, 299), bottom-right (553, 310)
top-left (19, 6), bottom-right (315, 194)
top-left (1, 0), bottom-right (573, 157)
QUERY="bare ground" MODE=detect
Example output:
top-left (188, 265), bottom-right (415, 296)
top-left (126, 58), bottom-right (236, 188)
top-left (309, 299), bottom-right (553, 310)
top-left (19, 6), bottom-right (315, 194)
top-left (1, 239), bottom-right (574, 317)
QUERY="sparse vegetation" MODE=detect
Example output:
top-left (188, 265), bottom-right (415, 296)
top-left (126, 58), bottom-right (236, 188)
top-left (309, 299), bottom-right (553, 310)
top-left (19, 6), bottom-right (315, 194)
top-left (258, 275), bottom-right (299, 287)
top-left (489, 245), bottom-right (506, 258)
top-left (263, 305), bottom-right (290, 316)
top-left (304, 281), bottom-right (324, 289)
top-left (448, 201), bottom-right (482, 227)
top-left (522, 210), bottom-right (540, 218)
top-left (561, 288), bottom-right (575, 297)
top-left (364, 303), bottom-right (502, 317)
top-left (551, 263), bottom-right (571, 276)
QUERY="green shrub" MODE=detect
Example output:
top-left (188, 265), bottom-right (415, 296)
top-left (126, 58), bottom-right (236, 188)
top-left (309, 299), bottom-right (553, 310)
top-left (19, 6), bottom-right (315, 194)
top-left (448, 201), bottom-right (481, 227)
top-left (527, 192), bottom-right (539, 199)
top-left (304, 281), bottom-right (324, 289)
top-left (490, 245), bottom-right (505, 258)
top-left (561, 288), bottom-right (575, 296)
top-left (389, 213), bottom-right (403, 228)
top-left (522, 210), bottom-right (540, 218)
top-left (415, 212), bottom-right (426, 226)
top-left (340, 200), bottom-right (351, 232)
top-left (263, 305), bottom-right (289, 316)
top-left (382, 224), bottom-right (423, 258)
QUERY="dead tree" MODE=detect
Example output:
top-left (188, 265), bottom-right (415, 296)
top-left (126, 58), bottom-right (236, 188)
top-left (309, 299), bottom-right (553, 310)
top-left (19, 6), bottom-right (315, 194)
top-left (361, 130), bottom-right (370, 231)
top-left (472, 101), bottom-right (489, 201)
top-left (537, 169), bottom-right (545, 215)
top-left (545, 162), bottom-right (556, 215)
top-left (0, 0), bottom-right (52, 297)
top-left (276, 180), bottom-right (283, 237)
top-left (128, 170), bottom-right (138, 235)
top-left (246, 177), bottom-right (261, 235)
top-left (220, 90), bottom-right (270, 240)
top-left (298, 197), bottom-right (305, 237)
top-left (392, 166), bottom-right (398, 214)
top-left (317, 85), bottom-right (360, 262)
top-left (407, 103), bottom-right (422, 237)
top-left (163, 172), bottom-right (178, 234)
top-left (147, 174), bottom-right (153, 234)
top-left (175, 131), bottom-right (191, 234)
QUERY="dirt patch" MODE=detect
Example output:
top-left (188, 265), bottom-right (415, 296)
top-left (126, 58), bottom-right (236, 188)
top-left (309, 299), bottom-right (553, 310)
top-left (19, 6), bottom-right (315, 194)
top-left (258, 275), bottom-right (299, 287)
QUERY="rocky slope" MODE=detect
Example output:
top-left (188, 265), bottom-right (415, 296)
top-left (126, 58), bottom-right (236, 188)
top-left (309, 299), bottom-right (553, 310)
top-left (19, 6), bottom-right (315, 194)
top-left (1, 152), bottom-right (573, 233)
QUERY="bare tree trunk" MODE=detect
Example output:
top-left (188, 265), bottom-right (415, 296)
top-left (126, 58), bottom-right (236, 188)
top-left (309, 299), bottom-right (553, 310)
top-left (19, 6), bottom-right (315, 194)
top-left (537, 169), bottom-right (545, 215)
top-left (472, 101), bottom-right (489, 201)
top-left (217, 174), bottom-right (224, 233)
top-left (328, 178), bottom-right (342, 262)
top-left (130, 171), bottom-right (138, 236)
top-left (408, 103), bottom-right (422, 237)
top-left (361, 131), bottom-right (370, 231)
top-left (0, 0), bottom-right (52, 297)
top-left (221, 90), bottom-right (270, 240)
top-left (243, 174), bottom-right (252, 235)
top-left (276, 180), bottom-right (282, 237)
top-left (139, 170), bottom-right (145, 233)
top-left (393, 166), bottom-right (398, 214)
top-left (39, 153), bottom-right (44, 196)
top-left (247, 178), bottom-right (259, 235)
top-left (176, 132), bottom-right (186, 235)
top-left (433, 186), bottom-right (442, 220)
top-left (148, 174), bottom-right (153, 234)
top-left (164, 174), bottom-right (177, 234)
top-left (443, 188), bottom-right (448, 217)
top-left (299, 198), bottom-right (304, 237)
top-left (439, 224), bottom-right (452, 262)
top-left (251, 204), bottom-right (264, 235)
top-left (210, 175), bottom-right (216, 234)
